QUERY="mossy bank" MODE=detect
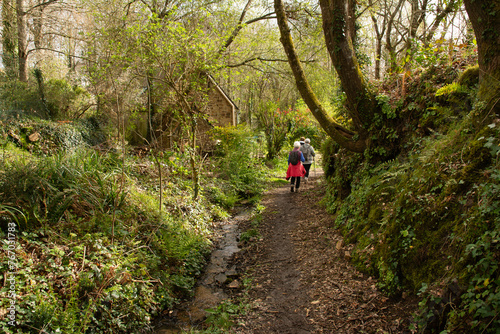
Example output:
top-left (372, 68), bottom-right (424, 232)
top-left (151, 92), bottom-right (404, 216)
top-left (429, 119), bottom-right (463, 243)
top-left (322, 58), bottom-right (500, 333)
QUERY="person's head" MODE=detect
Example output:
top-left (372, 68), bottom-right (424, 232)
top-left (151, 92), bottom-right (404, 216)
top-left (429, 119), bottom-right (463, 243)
top-left (305, 138), bottom-right (310, 144)
top-left (293, 141), bottom-right (301, 148)
top-left (300, 137), bottom-right (305, 142)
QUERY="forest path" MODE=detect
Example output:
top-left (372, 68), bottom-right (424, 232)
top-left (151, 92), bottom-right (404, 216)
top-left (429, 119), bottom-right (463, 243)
top-left (231, 167), bottom-right (417, 333)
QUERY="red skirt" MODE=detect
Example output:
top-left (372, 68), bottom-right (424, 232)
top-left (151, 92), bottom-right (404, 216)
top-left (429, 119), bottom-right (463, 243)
top-left (286, 163), bottom-right (306, 179)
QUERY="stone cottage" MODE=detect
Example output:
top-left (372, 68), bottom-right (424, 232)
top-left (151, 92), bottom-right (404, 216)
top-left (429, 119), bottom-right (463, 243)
top-left (130, 74), bottom-right (238, 149)
top-left (205, 74), bottom-right (238, 127)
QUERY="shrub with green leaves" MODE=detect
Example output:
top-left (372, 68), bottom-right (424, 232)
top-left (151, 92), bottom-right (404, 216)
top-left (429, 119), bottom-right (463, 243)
top-left (288, 99), bottom-right (327, 150)
top-left (209, 125), bottom-right (266, 201)
top-left (0, 147), bottom-right (215, 333)
top-left (0, 73), bottom-right (91, 121)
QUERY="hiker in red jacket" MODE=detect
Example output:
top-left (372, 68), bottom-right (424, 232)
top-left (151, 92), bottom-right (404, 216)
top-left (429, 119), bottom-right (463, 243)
top-left (286, 141), bottom-right (306, 193)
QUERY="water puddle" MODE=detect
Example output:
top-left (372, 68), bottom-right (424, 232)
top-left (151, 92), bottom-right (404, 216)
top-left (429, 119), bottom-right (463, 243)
top-left (155, 208), bottom-right (252, 332)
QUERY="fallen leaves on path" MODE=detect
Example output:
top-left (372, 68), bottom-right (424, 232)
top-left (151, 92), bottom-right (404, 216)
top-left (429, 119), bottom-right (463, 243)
top-left (231, 171), bottom-right (418, 333)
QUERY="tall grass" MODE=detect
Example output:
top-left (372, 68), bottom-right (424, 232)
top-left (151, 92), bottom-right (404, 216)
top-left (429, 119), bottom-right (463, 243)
top-left (0, 149), bottom-right (126, 230)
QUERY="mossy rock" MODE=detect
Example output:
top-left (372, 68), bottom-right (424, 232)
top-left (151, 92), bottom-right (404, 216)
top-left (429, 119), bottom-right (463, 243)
top-left (457, 65), bottom-right (479, 88)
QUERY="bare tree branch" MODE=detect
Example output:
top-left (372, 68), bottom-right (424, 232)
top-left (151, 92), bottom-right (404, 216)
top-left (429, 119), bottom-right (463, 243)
top-left (227, 56), bottom-right (316, 68)
top-left (220, 2), bottom-right (276, 53)
top-left (25, 0), bottom-right (58, 15)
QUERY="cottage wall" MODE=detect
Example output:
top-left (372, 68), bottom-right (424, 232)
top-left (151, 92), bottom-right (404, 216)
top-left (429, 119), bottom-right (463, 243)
top-left (129, 75), bottom-right (237, 150)
top-left (205, 80), bottom-right (236, 127)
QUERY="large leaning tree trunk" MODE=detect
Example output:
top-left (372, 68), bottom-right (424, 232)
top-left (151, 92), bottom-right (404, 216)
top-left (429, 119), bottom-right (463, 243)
top-left (318, 0), bottom-right (379, 131)
top-left (464, 0), bottom-right (500, 117)
top-left (424, 0), bottom-right (461, 46)
top-left (274, 0), bottom-right (379, 153)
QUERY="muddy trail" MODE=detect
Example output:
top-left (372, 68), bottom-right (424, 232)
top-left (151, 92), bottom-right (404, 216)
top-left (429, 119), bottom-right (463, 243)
top-left (156, 167), bottom-right (418, 333)
top-left (231, 168), bottom-right (418, 333)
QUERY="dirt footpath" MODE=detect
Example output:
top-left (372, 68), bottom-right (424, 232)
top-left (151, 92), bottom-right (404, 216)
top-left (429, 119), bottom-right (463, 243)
top-left (231, 168), bottom-right (418, 333)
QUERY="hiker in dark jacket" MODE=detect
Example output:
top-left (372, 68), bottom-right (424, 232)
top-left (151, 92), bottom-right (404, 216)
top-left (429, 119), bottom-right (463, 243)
top-left (299, 138), bottom-right (316, 182)
top-left (286, 141), bottom-right (306, 192)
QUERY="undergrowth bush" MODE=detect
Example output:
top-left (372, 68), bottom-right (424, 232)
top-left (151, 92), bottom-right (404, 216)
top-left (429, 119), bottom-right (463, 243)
top-left (287, 99), bottom-right (327, 150)
top-left (0, 73), bottom-right (91, 120)
top-left (0, 148), bottom-right (215, 333)
top-left (209, 125), bottom-right (266, 201)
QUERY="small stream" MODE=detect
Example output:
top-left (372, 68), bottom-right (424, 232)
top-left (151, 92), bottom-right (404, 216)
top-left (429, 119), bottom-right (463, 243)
top-left (155, 208), bottom-right (252, 333)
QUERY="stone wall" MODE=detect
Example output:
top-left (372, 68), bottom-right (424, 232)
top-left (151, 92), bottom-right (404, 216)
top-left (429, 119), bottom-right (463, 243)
top-left (205, 78), bottom-right (236, 127)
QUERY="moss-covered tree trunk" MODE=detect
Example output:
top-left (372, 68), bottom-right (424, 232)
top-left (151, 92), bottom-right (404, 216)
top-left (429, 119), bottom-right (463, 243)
top-left (274, 0), bottom-right (368, 153)
top-left (464, 0), bottom-right (500, 116)
top-left (318, 0), bottom-right (380, 134)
